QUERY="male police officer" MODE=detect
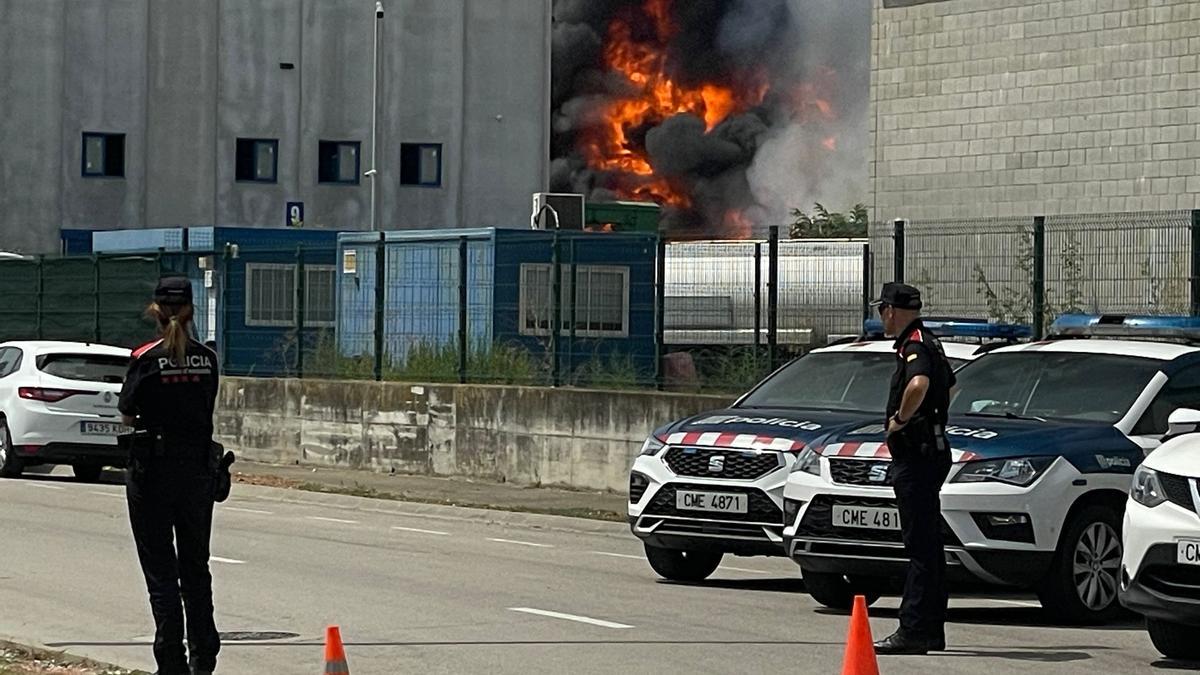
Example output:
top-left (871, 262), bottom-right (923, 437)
top-left (872, 282), bottom-right (956, 655)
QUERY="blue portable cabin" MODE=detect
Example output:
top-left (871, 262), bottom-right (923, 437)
top-left (84, 226), bottom-right (340, 376)
top-left (337, 228), bottom-right (659, 384)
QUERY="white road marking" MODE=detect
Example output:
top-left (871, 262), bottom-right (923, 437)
top-left (976, 598), bottom-right (1041, 608)
top-left (25, 483), bottom-right (65, 490)
top-left (392, 526), bottom-right (450, 536)
top-left (719, 565), bottom-right (770, 575)
top-left (508, 607), bottom-right (633, 629)
top-left (592, 551), bottom-right (643, 560)
top-left (221, 506), bottom-right (274, 515)
top-left (89, 491), bottom-right (124, 499)
top-left (487, 538), bottom-right (552, 548)
top-left (210, 556), bottom-right (245, 565)
top-left (306, 516), bottom-right (359, 525)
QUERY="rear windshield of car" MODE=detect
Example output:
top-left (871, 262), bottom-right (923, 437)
top-left (948, 351), bottom-right (1162, 424)
top-left (36, 354), bottom-right (128, 384)
top-left (738, 351), bottom-right (899, 413)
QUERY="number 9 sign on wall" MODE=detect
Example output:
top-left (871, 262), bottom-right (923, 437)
top-left (286, 201), bottom-right (304, 228)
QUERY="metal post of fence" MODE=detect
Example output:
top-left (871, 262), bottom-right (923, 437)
top-left (457, 236), bottom-right (468, 384)
top-left (550, 229), bottom-right (562, 387)
top-left (374, 232), bottom-right (386, 381)
top-left (861, 243), bottom-right (872, 324)
top-left (35, 255), bottom-right (44, 340)
top-left (767, 226), bottom-right (779, 369)
top-left (892, 219), bottom-right (906, 283)
top-left (568, 237), bottom-right (578, 384)
top-left (753, 242), bottom-right (763, 347)
top-left (654, 236), bottom-right (666, 391)
top-left (92, 254), bottom-right (101, 343)
top-left (221, 245), bottom-right (231, 372)
top-left (295, 245), bottom-right (306, 378)
top-left (1191, 210), bottom-right (1200, 316)
top-left (1032, 216), bottom-right (1046, 338)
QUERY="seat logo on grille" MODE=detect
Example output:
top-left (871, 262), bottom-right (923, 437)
top-left (868, 464), bottom-right (889, 482)
top-left (708, 455), bottom-right (725, 473)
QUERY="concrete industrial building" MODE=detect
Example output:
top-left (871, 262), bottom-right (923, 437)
top-left (0, 0), bottom-right (552, 254)
top-left (869, 0), bottom-right (1200, 221)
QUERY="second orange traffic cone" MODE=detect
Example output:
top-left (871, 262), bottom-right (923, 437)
top-left (324, 625), bottom-right (350, 674)
top-left (841, 595), bottom-right (880, 675)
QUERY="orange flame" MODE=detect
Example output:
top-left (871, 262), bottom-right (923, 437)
top-left (580, 0), bottom-right (767, 210)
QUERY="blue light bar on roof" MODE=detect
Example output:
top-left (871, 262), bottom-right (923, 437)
top-left (862, 318), bottom-right (1032, 340)
top-left (1048, 314), bottom-right (1200, 339)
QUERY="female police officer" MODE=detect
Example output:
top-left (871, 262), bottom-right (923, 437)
top-left (119, 276), bottom-right (221, 675)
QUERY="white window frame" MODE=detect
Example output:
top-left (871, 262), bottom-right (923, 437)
top-left (244, 263), bottom-right (338, 329)
top-left (518, 263), bottom-right (630, 339)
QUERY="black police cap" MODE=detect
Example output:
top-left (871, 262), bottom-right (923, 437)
top-left (871, 282), bottom-right (923, 310)
top-left (154, 276), bottom-right (193, 306)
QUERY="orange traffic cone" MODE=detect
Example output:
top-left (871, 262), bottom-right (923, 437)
top-left (841, 595), bottom-right (880, 675)
top-left (324, 625), bottom-right (350, 674)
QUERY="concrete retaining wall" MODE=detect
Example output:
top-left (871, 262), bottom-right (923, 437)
top-left (216, 377), bottom-right (730, 493)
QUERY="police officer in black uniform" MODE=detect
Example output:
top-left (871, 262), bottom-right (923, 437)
top-left (119, 277), bottom-right (221, 675)
top-left (871, 282), bottom-right (956, 655)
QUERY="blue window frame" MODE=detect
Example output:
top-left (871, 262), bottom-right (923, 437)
top-left (81, 132), bottom-right (125, 178)
top-left (318, 140), bottom-right (361, 185)
top-left (400, 143), bottom-right (442, 187)
top-left (235, 138), bottom-right (278, 183)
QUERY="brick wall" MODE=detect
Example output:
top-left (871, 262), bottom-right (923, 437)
top-left (870, 0), bottom-right (1200, 222)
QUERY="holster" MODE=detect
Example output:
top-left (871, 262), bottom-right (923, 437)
top-left (887, 415), bottom-right (947, 461)
top-left (211, 441), bottom-right (236, 503)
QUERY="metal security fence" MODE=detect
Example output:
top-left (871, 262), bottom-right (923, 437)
top-left (883, 209), bottom-right (1200, 338)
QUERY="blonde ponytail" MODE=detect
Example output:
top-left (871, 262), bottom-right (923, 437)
top-left (147, 301), bottom-right (194, 364)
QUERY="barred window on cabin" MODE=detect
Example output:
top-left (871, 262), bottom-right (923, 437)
top-left (246, 264), bottom-right (296, 327)
top-left (519, 263), bottom-right (630, 338)
top-left (304, 266), bottom-right (337, 327)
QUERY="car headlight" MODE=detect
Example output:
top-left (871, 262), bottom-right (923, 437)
top-left (790, 446), bottom-right (821, 475)
top-left (640, 435), bottom-right (665, 456)
top-left (950, 456), bottom-right (1054, 486)
top-left (1131, 465), bottom-right (1167, 508)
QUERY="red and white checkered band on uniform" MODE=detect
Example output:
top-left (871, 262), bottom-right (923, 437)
top-left (664, 431), bottom-right (806, 452)
top-left (817, 441), bottom-right (979, 463)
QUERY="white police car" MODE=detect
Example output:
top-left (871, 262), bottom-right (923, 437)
top-left (783, 314), bottom-right (1200, 622)
top-left (1120, 407), bottom-right (1200, 660)
top-left (628, 320), bottom-right (1020, 582)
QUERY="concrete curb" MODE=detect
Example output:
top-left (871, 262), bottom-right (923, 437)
top-left (228, 483), bottom-right (632, 538)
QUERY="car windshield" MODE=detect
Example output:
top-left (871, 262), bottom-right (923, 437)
top-left (37, 353), bottom-right (128, 384)
top-left (948, 351), bottom-right (1162, 423)
top-left (738, 351), bottom-right (908, 413)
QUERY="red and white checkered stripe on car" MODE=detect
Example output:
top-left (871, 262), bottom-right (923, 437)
top-left (819, 442), bottom-right (979, 463)
top-left (664, 431), bottom-right (805, 451)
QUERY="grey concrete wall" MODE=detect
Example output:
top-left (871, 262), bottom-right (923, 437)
top-left (870, 0), bottom-right (1200, 222)
top-left (216, 377), bottom-right (730, 493)
top-left (0, 0), bottom-right (551, 253)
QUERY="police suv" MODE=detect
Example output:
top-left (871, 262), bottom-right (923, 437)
top-left (783, 314), bottom-right (1200, 623)
top-left (628, 320), bottom-right (1018, 583)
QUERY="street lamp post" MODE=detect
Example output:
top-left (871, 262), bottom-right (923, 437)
top-left (369, 1), bottom-right (384, 232)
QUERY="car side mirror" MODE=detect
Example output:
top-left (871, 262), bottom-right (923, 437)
top-left (1166, 408), bottom-right (1200, 438)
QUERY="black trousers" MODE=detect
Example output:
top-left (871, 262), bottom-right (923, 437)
top-left (891, 449), bottom-right (952, 639)
top-left (126, 457), bottom-right (220, 674)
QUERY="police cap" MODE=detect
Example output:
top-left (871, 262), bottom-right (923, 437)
top-left (871, 282), bottom-right (923, 310)
top-left (154, 276), bottom-right (193, 306)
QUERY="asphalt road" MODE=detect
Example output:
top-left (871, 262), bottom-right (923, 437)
top-left (0, 470), bottom-right (1189, 675)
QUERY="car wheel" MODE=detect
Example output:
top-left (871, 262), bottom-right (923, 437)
top-left (643, 544), bottom-right (723, 582)
top-left (1147, 618), bottom-right (1200, 660)
top-left (1037, 505), bottom-right (1124, 624)
top-left (803, 571), bottom-right (881, 610)
top-left (0, 417), bottom-right (22, 478)
top-left (72, 463), bottom-right (103, 483)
